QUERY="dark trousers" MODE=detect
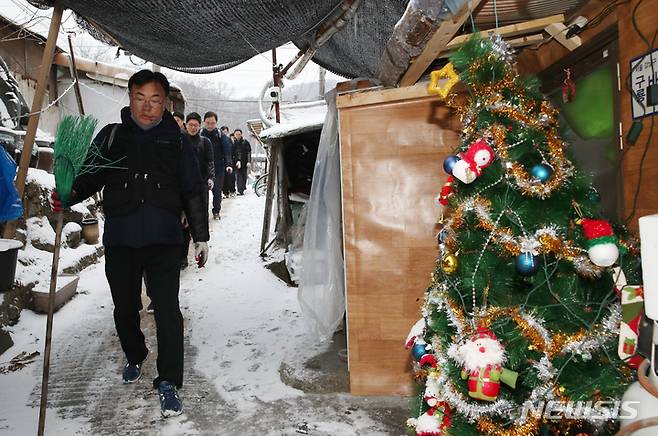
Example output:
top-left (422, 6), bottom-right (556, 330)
top-left (212, 169), bottom-right (225, 214)
top-left (181, 227), bottom-right (191, 260)
top-left (223, 168), bottom-right (236, 195)
top-left (105, 245), bottom-right (184, 388)
top-left (236, 166), bottom-right (248, 194)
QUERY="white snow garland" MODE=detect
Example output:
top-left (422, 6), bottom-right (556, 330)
top-left (418, 291), bottom-right (623, 425)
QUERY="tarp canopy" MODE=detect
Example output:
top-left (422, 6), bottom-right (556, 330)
top-left (28, 0), bottom-right (587, 78)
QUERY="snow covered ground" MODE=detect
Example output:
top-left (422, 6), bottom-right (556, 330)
top-left (0, 192), bottom-right (406, 435)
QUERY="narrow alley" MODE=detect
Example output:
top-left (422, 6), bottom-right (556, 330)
top-left (0, 192), bottom-right (406, 435)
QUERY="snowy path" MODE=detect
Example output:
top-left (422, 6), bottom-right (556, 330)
top-left (0, 192), bottom-right (406, 435)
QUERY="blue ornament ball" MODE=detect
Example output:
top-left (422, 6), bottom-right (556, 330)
top-left (438, 228), bottom-right (449, 244)
top-left (588, 189), bottom-right (601, 203)
top-left (516, 252), bottom-right (541, 276)
top-left (530, 163), bottom-right (552, 183)
top-left (443, 155), bottom-right (461, 175)
top-left (411, 343), bottom-right (428, 361)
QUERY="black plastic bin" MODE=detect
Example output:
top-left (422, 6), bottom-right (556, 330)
top-left (0, 239), bottom-right (22, 292)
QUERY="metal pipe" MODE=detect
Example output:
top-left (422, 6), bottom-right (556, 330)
top-left (66, 33), bottom-right (85, 115)
top-left (283, 0), bottom-right (363, 80)
top-left (272, 48), bottom-right (281, 124)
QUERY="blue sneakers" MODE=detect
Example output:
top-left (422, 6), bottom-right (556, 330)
top-left (122, 361), bottom-right (144, 383)
top-left (158, 381), bottom-right (183, 417)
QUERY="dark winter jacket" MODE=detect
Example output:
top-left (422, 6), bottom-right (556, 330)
top-left (233, 138), bottom-right (251, 165)
top-left (187, 132), bottom-right (215, 181)
top-left (71, 107), bottom-right (209, 247)
top-left (200, 128), bottom-right (232, 172)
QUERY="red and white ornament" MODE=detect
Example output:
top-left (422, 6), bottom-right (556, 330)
top-left (405, 318), bottom-right (427, 349)
top-left (407, 400), bottom-right (451, 436)
top-left (436, 176), bottom-right (456, 206)
top-left (581, 218), bottom-right (619, 267)
top-left (451, 139), bottom-right (495, 184)
top-left (614, 268), bottom-right (644, 368)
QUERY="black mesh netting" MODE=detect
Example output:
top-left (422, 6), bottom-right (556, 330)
top-left (25, 1), bottom-right (586, 77)
top-left (27, 0), bottom-right (410, 77)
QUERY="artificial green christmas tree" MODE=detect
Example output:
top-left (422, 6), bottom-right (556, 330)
top-left (406, 37), bottom-right (642, 436)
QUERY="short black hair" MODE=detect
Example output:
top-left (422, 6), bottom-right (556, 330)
top-left (186, 112), bottom-right (202, 123)
top-left (203, 111), bottom-right (218, 121)
top-left (220, 126), bottom-right (229, 132)
top-left (128, 70), bottom-right (170, 95)
top-left (234, 128), bottom-right (243, 134)
top-left (172, 111), bottom-right (184, 120)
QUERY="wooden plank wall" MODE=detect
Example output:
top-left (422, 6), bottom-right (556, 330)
top-left (617, 0), bottom-right (658, 229)
top-left (517, 0), bottom-right (658, 230)
top-left (337, 87), bottom-right (460, 395)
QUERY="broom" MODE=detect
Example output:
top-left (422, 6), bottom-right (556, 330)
top-left (38, 115), bottom-right (97, 436)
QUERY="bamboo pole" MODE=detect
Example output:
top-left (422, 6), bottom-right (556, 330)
top-left (37, 211), bottom-right (63, 436)
top-left (3, 3), bottom-right (64, 239)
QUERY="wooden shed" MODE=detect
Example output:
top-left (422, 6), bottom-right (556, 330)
top-left (337, 85), bottom-right (461, 395)
top-left (335, 0), bottom-right (658, 397)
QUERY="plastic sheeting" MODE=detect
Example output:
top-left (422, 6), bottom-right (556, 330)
top-left (297, 89), bottom-right (344, 341)
top-left (0, 148), bottom-right (23, 222)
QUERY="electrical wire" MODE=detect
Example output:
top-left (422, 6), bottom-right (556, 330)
top-left (0, 79), bottom-right (78, 124)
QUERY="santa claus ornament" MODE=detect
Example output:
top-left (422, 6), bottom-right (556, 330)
top-left (448, 139), bottom-right (495, 184)
top-left (407, 375), bottom-right (452, 436)
top-left (450, 327), bottom-right (518, 402)
top-left (408, 402), bottom-right (451, 436)
top-left (581, 218), bottom-right (619, 267)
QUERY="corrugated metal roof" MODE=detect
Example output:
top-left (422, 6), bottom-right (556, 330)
top-left (475, 0), bottom-right (587, 25)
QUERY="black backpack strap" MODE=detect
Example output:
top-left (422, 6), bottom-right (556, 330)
top-left (107, 123), bottom-right (120, 151)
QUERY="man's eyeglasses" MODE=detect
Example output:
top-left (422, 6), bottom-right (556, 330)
top-left (132, 95), bottom-right (164, 107)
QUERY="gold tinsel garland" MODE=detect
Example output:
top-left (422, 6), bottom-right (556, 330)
top-left (441, 196), bottom-right (603, 278)
top-left (430, 289), bottom-right (618, 360)
top-left (476, 417), bottom-right (541, 436)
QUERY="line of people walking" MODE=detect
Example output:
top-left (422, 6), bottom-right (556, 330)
top-left (171, 111), bottom-right (252, 220)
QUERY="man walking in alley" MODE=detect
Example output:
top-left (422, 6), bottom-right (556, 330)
top-left (233, 129), bottom-right (252, 195)
top-left (183, 112), bottom-right (214, 267)
top-left (201, 112), bottom-right (232, 220)
top-left (173, 111), bottom-right (186, 132)
top-left (223, 127), bottom-right (237, 198)
top-left (185, 112), bottom-right (215, 208)
top-left (51, 70), bottom-right (209, 418)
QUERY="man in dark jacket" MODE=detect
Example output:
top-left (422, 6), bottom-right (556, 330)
top-left (233, 129), bottom-right (252, 195)
top-left (222, 126), bottom-right (237, 197)
top-left (51, 70), bottom-right (208, 418)
top-left (185, 112), bottom-right (215, 207)
top-left (201, 112), bottom-right (232, 219)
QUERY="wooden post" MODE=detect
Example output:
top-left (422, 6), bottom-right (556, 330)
top-left (260, 141), bottom-right (279, 255)
top-left (3, 3), bottom-right (64, 239)
top-left (66, 33), bottom-right (85, 116)
top-left (398, 0), bottom-right (484, 87)
top-left (271, 48), bottom-right (281, 124)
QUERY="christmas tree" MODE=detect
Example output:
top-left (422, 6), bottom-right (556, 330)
top-left (406, 37), bottom-right (643, 436)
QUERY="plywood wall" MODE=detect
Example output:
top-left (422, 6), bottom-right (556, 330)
top-left (617, 0), bottom-right (658, 229)
top-left (337, 86), bottom-right (460, 396)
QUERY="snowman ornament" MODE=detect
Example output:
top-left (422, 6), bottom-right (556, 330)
top-left (450, 139), bottom-right (495, 184)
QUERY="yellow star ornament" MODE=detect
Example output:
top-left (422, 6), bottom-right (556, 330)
top-left (428, 62), bottom-right (460, 99)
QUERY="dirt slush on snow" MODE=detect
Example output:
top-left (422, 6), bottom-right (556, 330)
top-left (0, 192), bottom-right (406, 435)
